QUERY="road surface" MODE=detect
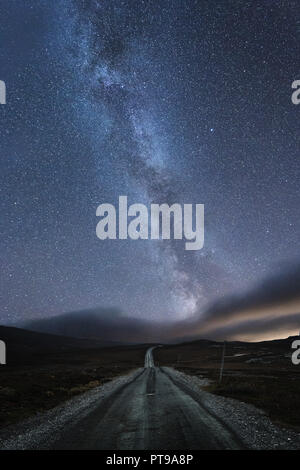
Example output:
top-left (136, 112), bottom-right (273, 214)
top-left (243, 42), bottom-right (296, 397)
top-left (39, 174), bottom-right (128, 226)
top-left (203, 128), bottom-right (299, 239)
top-left (144, 345), bottom-right (156, 368)
top-left (2, 347), bottom-right (300, 450)
top-left (47, 346), bottom-right (242, 450)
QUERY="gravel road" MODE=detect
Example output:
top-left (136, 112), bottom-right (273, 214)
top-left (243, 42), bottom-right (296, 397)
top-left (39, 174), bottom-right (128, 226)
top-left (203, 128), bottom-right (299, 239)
top-left (1, 347), bottom-right (300, 450)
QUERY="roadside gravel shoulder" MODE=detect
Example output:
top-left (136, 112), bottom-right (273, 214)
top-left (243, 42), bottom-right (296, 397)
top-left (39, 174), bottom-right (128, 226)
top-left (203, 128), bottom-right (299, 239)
top-left (0, 368), bottom-right (143, 450)
top-left (164, 366), bottom-right (300, 450)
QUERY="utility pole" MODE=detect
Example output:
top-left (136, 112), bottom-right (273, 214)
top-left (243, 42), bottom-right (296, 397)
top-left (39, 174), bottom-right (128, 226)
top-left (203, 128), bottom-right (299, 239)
top-left (219, 340), bottom-right (226, 383)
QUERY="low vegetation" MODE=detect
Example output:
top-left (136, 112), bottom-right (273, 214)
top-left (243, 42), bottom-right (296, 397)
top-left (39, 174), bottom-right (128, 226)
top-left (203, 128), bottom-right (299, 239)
top-left (0, 341), bottom-right (147, 427)
top-left (155, 337), bottom-right (300, 430)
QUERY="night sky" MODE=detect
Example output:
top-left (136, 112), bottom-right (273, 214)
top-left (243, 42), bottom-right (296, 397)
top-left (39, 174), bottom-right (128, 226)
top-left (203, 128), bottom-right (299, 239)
top-left (1, 0), bottom-right (300, 342)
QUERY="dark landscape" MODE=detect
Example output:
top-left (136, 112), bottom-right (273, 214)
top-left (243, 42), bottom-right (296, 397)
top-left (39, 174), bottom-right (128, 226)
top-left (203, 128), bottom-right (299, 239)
top-left (0, 326), bottom-right (148, 427)
top-left (1, 325), bottom-right (300, 433)
top-left (155, 337), bottom-right (300, 430)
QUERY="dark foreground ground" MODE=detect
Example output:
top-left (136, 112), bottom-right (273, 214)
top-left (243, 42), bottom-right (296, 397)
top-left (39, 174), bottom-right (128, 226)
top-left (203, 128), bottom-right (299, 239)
top-left (5, 362), bottom-right (242, 450)
top-left (0, 326), bottom-right (148, 427)
top-left (1, 325), bottom-right (300, 434)
top-left (154, 337), bottom-right (300, 430)
top-left (1, 346), bottom-right (300, 450)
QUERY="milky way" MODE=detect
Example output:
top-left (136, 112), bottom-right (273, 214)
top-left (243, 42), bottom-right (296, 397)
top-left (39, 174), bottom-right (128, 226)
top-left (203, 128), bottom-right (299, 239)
top-left (0, 0), bottom-right (300, 340)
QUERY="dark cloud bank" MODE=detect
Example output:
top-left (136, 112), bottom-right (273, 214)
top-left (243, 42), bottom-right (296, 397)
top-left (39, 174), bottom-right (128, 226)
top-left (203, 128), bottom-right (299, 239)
top-left (25, 263), bottom-right (300, 343)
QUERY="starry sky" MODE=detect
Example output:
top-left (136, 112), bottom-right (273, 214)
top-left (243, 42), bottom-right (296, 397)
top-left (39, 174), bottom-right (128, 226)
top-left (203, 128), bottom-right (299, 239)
top-left (0, 0), bottom-right (300, 342)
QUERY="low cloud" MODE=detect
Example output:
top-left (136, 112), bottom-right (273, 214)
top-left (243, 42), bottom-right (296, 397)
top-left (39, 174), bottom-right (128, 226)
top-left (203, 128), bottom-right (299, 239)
top-left (24, 263), bottom-right (300, 344)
